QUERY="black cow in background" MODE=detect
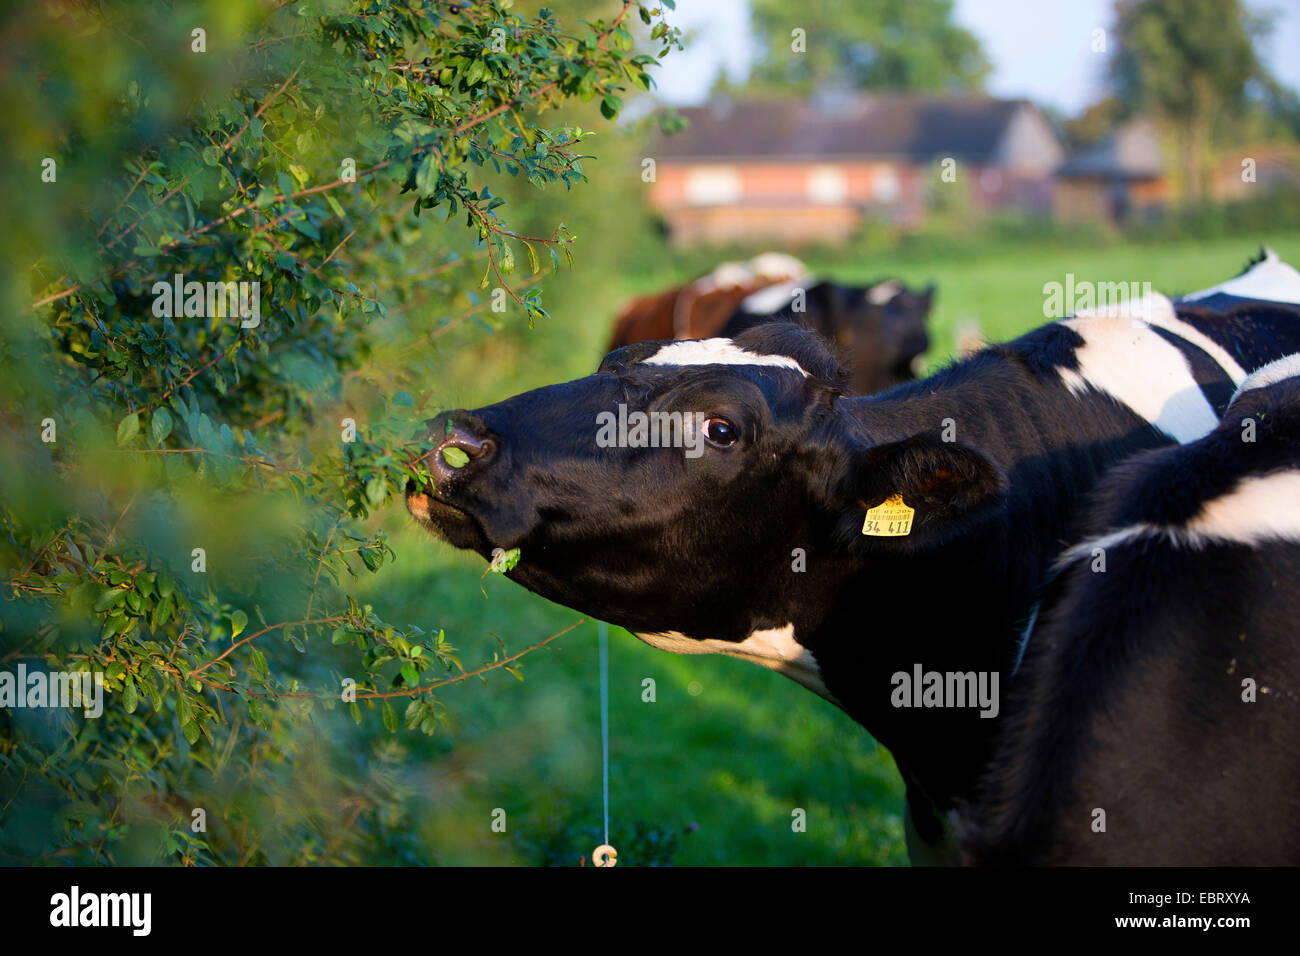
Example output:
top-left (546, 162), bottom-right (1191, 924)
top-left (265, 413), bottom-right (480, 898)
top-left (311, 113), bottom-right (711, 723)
top-left (722, 278), bottom-right (934, 395)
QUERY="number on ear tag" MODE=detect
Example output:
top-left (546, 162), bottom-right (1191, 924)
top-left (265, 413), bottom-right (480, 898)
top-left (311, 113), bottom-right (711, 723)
top-left (861, 494), bottom-right (914, 537)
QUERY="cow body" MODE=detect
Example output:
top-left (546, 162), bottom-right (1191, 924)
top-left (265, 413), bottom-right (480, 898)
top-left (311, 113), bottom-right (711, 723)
top-left (408, 251), bottom-right (1300, 864)
top-left (963, 355), bottom-right (1300, 865)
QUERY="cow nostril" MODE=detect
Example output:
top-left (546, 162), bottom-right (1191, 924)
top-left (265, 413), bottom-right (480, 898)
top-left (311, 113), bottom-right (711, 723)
top-left (435, 431), bottom-right (496, 470)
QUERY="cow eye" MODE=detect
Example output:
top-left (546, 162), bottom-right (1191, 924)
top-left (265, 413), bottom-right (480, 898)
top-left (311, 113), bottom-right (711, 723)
top-left (703, 417), bottom-right (739, 446)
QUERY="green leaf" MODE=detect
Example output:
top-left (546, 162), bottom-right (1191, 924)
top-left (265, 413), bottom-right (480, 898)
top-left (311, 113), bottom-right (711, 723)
top-left (150, 407), bottom-right (173, 443)
top-left (404, 698), bottom-right (425, 730)
top-left (488, 547), bottom-right (521, 574)
top-left (122, 678), bottom-right (139, 714)
top-left (231, 609), bottom-right (248, 639)
top-left (401, 662), bottom-right (418, 687)
top-left (116, 412), bottom-right (140, 446)
top-left (441, 446), bottom-right (470, 468)
top-left (94, 588), bottom-right (126, 613)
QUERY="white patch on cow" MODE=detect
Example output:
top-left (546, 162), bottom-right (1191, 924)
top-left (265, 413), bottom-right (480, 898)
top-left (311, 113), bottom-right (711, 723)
top-left (641, 337), bottom-right (811, 377)
top-left (1187, 471), bottom-right (1300, 546)
top-left (1182, 249), bottom-right (1300, 306)
top-left (634, 624), bottom-right (839, 705)
top-left (689, 261), bottom-right (753, 297)
top-left (1056, 470), bottom-right (1300, 568)
top-left (867, 280), bottom-right (902, 306)
top-left (740, 278), bottom-right (804, 314)
top-left (748, 252), bottom-right (807, 280)
top-left (1230, 352), bottom-right (1300, 404)
top-left (695, 254), bottom-right (806, 298)
top-left (1091, 291), bottom-right (1249, 384)
top-left (1053, 524), bottom-right (1158, 570)
top-left (1057, 314), bottom-right (1220, 442)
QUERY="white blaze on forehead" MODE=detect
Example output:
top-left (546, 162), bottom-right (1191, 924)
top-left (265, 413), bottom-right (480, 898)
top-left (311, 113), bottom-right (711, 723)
top-left (641, 337), bottom-right (811, 377)
top-left (1230, 352), bottom-right (1300, 404)
top-left (1056, 471), bottom-right (1300, 567)
top-left (1058, 313), bottom-right (1219, 442)
top-left (1182, 249), bottom-right (1300, 306)
top-left (634, 624), bottom-right (839, 705)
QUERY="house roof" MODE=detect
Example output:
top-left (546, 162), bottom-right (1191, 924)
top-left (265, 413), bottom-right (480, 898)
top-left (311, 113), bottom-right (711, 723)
top-left (649, 94), bottom-right (1036, 163)
top-left (1057, 118), bottom-right (1164, 179)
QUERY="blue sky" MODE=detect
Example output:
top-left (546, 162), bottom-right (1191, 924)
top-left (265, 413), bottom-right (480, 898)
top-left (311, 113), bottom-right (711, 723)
top-left (651, 0), bottom-right (1300, 116)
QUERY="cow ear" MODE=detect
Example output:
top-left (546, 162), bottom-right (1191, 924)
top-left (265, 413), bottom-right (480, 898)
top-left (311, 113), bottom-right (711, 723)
top-left (831, 434), bottom-right (1007, 548)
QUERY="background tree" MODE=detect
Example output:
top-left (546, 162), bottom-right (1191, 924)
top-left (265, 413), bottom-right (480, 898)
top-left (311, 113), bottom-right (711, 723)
top-left (1109, 0), bottom-right (1266, 201)
top-left (745, 0), bottom-right (990, 96)
top-left (0, 0), bottom-right (678, 865)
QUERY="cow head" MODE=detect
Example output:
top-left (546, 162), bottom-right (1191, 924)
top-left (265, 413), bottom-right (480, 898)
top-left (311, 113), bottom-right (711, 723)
top-left (877, 281), bottom-right (935, 380)
top-left (406, 323), bottom-right (1005, 651)
top-left (797, 280), bottom-right (933, 394)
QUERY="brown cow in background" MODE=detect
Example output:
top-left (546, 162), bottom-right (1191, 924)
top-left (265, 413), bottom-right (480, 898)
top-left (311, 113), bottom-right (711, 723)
top-left (608, 252), bottom-right (935, 395)
top-left (607, 253), bottom-right (808, 348)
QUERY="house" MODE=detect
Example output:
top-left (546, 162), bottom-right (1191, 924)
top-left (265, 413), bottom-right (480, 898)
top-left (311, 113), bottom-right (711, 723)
top-left (645, 93), bottom-right (1065, 246)
top-left (1053, 117), bottom-right (1169, 223)
top-left (1209, 143), bottom-right (1300, 202)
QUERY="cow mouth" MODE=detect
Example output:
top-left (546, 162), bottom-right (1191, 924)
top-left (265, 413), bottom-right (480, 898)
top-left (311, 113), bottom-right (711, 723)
top-left (405, 480), bottom-right (484, 545)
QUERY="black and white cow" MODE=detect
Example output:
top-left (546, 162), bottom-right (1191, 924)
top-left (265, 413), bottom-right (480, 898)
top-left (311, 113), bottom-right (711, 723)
top-left (406, 251), bottom-right (1300, 864)
top-left (721, 278), bottom-right (934, 395)
top-left (962, 354), bottom-right (1300, 865)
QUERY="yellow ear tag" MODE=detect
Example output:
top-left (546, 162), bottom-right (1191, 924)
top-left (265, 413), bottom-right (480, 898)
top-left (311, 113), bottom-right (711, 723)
top-left (861, 494), bottom-right (915, 537)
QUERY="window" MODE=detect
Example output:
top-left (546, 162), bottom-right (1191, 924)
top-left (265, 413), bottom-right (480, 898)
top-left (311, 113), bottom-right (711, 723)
top-left (807, 165), bottom-right (848, 204)
top-left (685, 167), bottom-right (742, 205)
top-left (872, 165), bottom-right (900, 203)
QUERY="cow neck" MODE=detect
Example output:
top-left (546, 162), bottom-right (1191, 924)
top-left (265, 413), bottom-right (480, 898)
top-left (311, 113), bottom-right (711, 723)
top-left (816, 365), bottom-right (1122, 813)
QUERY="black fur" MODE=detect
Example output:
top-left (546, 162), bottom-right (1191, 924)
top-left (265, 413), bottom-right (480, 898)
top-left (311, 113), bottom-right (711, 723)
top-left (408, 287), bottom-right (1300, 864)
top-left (963, 369), bottom-right (1300, 865)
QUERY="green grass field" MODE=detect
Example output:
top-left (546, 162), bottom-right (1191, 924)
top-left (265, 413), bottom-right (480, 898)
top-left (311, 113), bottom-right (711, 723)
top-left (353, 231), bottom-right (1300, 866)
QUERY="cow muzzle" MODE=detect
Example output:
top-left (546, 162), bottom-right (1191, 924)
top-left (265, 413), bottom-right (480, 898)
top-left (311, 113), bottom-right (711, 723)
top-left (406, 415), bottom-right (497, 520)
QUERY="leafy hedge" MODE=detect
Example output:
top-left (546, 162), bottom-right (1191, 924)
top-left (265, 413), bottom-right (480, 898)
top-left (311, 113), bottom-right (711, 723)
top-left (0, 0), bottom-right (678, 864)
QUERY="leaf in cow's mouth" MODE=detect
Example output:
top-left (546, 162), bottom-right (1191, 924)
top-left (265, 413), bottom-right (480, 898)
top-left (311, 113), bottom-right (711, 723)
top-left (442, 446), bottom-right (470, 468)
top-left (488, 547), bottom-right (521, 574)
top-left (480, 547), bottom-right (521, 596)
